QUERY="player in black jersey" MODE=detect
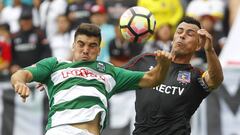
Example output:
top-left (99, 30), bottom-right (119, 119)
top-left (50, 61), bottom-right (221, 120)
top-left (123, 16), bottom-right (223, 135)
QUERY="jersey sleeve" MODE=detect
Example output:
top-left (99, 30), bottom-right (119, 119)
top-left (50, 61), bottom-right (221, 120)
top-left (24, 57), bottom-right (57, 83)
top-left (199, 71), bottom-right (209, 90)
top-left (194, 68), bottom-right (210, 93)
top-left (110, 67), bottom-right (145, 95)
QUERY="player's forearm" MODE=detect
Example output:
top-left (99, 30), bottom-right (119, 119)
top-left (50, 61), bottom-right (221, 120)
top-left (140, 63), bottom-right (169, 88)
top-left (205, 49), bottom-right (224, 89)
top-left (11, 70), bottom-right (32, 88)
top-left (152, 63), bottom-right (169, 86)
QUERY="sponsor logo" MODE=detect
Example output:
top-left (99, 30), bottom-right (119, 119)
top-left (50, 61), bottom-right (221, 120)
top-left (61, 68), bottom-right (106, 82)
top-left (97, 62), bottom-right (105, 72)
top-left (154, 84), bottom-right (185, 96)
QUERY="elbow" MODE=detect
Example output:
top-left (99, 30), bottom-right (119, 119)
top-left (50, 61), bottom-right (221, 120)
top-left (216, 76), bottom-right (224, 88)
top-left (216, 73), bottom-right (224, 86)
top-left (219, 74), bottom-right (224, 84)
top-left (209, 75), bottom-right (224, 90)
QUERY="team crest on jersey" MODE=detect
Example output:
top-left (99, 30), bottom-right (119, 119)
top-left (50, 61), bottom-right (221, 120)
top-left (177, 71), bottom-right (191, 84)
top-left (97, 62), bottom-right (105, 72)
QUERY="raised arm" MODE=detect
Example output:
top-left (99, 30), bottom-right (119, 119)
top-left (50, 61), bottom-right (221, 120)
top-left (198, 29), bottom-right (224, 90)
top-left (139, 50), bottom-right (172, 88)
top-left (11, 70), bottom-right (33, 102)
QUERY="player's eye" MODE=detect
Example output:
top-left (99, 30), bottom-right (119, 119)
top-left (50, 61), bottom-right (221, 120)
top-left (89, 43), bottom-right (98, 48)
top-left (76, 41), bottom-right (84, 47)
top-left (188, 32), bottom-right (194, 37)
top-left (187, 31), bottom-right (195, 37)
top-left (177, 29), bottom-right (183, 34)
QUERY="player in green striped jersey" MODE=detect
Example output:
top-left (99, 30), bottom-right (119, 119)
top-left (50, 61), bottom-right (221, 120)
top-left (11, 23), bottom-right (172, 135)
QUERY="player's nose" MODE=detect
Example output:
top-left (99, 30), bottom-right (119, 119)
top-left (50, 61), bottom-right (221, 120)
top-left (179, 31), bottom-right (187, 40)
top-left (82, 46), bottom-right (90, 54)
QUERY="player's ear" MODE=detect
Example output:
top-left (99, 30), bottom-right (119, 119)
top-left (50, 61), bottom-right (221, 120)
top-left (196, 37), bottom-right (202, 51)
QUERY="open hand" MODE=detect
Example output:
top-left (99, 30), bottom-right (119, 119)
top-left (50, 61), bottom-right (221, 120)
top-left (154, 50), bottom-right (172, 67)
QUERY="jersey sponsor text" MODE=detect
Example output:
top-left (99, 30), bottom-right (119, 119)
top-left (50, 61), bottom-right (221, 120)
top-left (153, 84), bottom-right (185, 96)
top-left (61, 68), bottom-right (106, 82)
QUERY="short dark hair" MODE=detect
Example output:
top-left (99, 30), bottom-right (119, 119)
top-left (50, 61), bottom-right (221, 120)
top-left (179, 16), bottom-right (201, 29)
top-left (74, 23), bottom-right (102, 43)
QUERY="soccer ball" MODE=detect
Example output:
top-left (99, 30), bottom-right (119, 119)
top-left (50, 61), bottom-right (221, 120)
top-left (119, 6), bottom-right (156, 44)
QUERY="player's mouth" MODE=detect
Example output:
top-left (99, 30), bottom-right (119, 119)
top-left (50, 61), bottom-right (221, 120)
top-left (176, 41), bottom-right (184, 47)
top-left (81, 55), bottom-right (89, 60)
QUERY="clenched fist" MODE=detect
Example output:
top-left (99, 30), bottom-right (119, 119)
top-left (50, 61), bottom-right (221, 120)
top-left (198, 29), bottom-right (214, 52)
top-left (14, 82), bottom-right (30, 102)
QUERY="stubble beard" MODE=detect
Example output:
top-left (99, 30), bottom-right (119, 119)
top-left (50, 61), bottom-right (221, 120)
top-left (171, 49), bottom-right (186, 56)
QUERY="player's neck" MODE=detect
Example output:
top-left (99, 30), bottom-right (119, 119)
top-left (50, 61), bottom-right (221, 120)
top-left (172, 55), bottom-right (191, 64)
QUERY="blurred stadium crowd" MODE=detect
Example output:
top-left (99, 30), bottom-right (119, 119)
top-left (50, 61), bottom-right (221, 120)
top-left (0, 0), bottom-right (240, 135)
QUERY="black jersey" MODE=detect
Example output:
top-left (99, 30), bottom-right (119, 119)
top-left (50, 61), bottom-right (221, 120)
top-left (11, 27), bottom-right (51, 67)
top-left (123, 53), bottom-right (210, 135)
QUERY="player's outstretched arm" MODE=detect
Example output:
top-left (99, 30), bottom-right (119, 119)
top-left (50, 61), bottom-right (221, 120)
top-left (11, 70), bottom-right (33, 102)
top-left (198, 29), bottom-right (224, 90)
top-left (139, 50), bottom-right (172, 88)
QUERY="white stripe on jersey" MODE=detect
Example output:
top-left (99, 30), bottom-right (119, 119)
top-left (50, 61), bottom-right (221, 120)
top-left (51, 67), bottom-right (116, 93)
top-left (51, 105), bottom-right (106, 128)
top-left (53, 85), bottom-right (108, 108)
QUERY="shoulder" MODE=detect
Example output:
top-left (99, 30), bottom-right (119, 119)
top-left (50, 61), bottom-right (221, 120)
top-left (37, 57), bottom-right (59, 66)
top-left (95, 61), bottom-right (113, 66)
top-left (191, 66), bottom-right (205, 76)
top-left (123, 53), bottom-right (155, 69)
top-left (55, 57), bottom-right (72, 63)
top-left (91, 61), bottom-right (115, 73)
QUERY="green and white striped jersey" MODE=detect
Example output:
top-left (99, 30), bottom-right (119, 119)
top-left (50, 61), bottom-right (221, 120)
top-left (25, 57), bottom-right (144, 131)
